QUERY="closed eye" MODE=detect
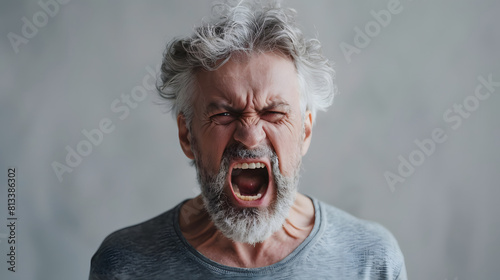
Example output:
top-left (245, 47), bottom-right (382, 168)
top-left (261, 111), bottom-right (286, 123)
top-left (210, 112), bottom-right (236, 125)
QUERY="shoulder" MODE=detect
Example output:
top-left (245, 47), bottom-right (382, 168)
top-left (314, 199), bottom-right (407, 279)
top-left (319, 201), bottom-right (398, 245)
top-left (89, 203), bottom-right (183, 279)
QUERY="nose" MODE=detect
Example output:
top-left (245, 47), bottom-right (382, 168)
top-left (233, 120), bottom-right (266, 149)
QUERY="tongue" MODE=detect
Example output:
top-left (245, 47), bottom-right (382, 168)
top-left (232, 169), bottom-right (266, 195)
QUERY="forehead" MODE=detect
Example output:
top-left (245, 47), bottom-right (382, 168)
top-left (193, 52), bottom-right (300, 109)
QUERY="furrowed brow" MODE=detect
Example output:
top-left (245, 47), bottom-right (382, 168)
top-left (206, 101), bottom-right (290, 113)
top-left (207, 102), bottom-right (226, 112)
top-left (206, 102), bottom-right (241, 113)
top-left (262, 102), bottom-right (291, 112)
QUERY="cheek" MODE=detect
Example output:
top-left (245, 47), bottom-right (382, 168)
top-left (195, 125), bottom-right (234, 172)
top-left (264, 125), bottom-right (303, 176)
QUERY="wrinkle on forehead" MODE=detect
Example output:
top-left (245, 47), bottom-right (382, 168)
top-left (194, 51), bottom-right (299, 113)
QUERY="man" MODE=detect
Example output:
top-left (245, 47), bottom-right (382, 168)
top-left (90, 1), bottom-right (407, 279)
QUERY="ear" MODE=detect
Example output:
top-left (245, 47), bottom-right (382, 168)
top-left (177, 114), bottom-right (195, 159)
top-left (301, 111), bottom-right (313, 156)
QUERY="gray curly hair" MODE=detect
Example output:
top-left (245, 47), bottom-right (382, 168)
top-left (157, 0), bottom-right (336, 125)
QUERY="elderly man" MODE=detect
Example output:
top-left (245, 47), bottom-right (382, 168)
top-left (90, 1), bottom-right (406, 279)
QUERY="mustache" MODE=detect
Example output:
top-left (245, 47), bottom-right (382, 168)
top-left (222, 143), bottom-right (275, 161)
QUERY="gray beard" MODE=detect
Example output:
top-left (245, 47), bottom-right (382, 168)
top-left (193, 143), bottom-right (300, 245)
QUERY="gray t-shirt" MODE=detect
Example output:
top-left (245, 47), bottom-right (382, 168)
top-left (90, 198), bottom-right (407, 279)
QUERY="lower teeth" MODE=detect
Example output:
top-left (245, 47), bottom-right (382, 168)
top-left (233, 184), bottom-right (262, 201)
top-left (236, 192), bottom-right (262, 201)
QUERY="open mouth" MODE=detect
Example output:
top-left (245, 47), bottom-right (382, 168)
top-left (230, 161), bottom-right (269, 202)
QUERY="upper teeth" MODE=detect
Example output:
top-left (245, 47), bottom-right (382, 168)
top-left (233, 162), bottom-right (265, 170)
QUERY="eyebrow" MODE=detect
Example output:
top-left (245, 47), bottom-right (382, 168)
top-left (206, 102), bottom-right (234, 113)
top-left (262, 102), bottom-right (291, 112)
top-left (206, 101), bottom-right (291, 113)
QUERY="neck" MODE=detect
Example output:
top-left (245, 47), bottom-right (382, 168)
top-left (179, 193), bottom-right (315, 268)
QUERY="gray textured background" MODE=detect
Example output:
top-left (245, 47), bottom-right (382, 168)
top-left (1, 0), bottom-right (499, 279)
